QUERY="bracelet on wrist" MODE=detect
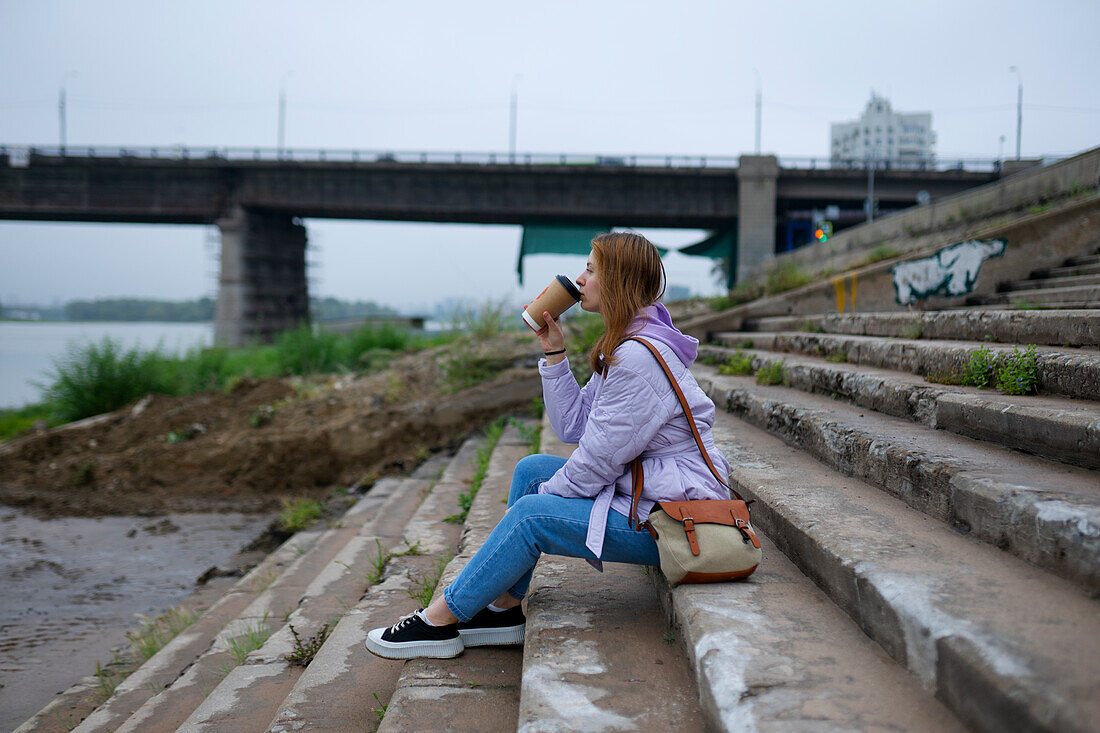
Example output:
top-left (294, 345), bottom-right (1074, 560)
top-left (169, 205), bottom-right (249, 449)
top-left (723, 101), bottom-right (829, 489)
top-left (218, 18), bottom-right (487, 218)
top-left (543, 348), bottom-right (566, 356)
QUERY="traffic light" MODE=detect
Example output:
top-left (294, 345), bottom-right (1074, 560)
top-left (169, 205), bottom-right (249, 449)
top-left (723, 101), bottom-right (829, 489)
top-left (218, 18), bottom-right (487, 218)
top-left (814, 221), bottom-right (833, 242)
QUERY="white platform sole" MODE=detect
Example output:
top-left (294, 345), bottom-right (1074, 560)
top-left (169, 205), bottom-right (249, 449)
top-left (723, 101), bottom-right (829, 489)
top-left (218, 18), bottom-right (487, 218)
top-left (364, 628), bottom-right (465, 659)
top-left (458, 624), bottom-right (526, 647)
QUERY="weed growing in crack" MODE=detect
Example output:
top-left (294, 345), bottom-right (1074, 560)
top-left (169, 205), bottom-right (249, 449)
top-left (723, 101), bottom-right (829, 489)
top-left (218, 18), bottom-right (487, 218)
top-left (283, 622), bottom-right (332, 667)
top-left (407, 554), bottom-right (454, 607)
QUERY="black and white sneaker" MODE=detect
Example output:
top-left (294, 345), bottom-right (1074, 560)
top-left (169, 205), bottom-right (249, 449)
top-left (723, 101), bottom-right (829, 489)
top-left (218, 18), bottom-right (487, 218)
top-left (364, 610), bottom-right (464, 659)
top-left (457, 605), bottom-right (526, 647)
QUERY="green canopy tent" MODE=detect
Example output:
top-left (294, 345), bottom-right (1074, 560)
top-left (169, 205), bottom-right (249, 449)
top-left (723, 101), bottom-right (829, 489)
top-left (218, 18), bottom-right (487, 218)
top-left (516, 223), bottom-right (736, 290)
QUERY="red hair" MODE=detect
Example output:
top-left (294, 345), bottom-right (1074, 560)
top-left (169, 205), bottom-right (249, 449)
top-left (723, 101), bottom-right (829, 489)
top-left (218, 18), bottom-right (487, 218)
top-left (588, 232), bottom-right (666, 375)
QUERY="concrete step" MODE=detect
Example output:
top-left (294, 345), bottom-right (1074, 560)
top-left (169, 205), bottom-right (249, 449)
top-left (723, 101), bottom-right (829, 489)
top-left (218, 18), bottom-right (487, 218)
top-left (651, 535), bottom-right (965, 732)
top-left (518, 558), bottom-right (708, 732)
top-left (743, 309), bottom-right (1100, 348)
top-left (969, 284), bottom-right (1100, 308)
top-left (512, 417), bottom-right (708, 732)
top-left (264, 436), bottom-right (486, 733)
top-left (714, 330), bottom-right (1100, 401)
top-left (698, 343), bottom-right (1100, 470)
top-left (1064, 252), bottom-right (1100, 267)
top-left (176, 468), bottom-right (443, 733)
top-left (1037, 260), bottom-right (1100, 278)
top-left (1002, 274), bottom-right (1100, 291)
top-left (707, 408), bottom-right (1100, 733)
top-left (693, 366), bottom-right (1100, 595)
top-left (377, 424), bottom-right (532, 733)
top-left (944, 300), bottom-right (1100, 311)
top-left (103, 475), bottom-right (425, 733)
top-left (58, 528), bottom-right (325, 733)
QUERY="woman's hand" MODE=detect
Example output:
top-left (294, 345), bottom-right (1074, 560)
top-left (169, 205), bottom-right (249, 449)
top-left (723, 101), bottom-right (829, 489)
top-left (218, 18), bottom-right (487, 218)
top-left (536, 311), bottom-right (567, 364)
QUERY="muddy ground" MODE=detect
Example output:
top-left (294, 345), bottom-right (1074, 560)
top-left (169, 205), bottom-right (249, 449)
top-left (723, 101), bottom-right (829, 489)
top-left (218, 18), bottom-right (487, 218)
top-left (0, 331), bottom-right (542, 729)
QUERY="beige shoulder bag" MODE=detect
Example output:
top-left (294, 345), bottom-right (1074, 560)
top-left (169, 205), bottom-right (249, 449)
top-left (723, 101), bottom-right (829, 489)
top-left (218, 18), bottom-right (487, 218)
top-left (626, 337), bottom-right (762, 585)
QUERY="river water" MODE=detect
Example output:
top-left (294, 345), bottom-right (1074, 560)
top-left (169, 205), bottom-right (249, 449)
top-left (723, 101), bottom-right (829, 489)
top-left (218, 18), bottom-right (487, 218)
top-left (0, 321), bottom-right (213, 409)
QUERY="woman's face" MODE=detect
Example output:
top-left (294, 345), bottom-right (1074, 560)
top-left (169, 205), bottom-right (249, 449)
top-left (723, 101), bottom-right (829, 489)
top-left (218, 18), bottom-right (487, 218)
top-left (576, 252), bottom-right (601, 313)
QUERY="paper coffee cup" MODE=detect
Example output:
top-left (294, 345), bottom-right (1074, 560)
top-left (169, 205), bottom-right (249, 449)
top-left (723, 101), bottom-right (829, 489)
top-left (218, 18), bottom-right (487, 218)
top-left (522, 275), bottom-right (582, 331)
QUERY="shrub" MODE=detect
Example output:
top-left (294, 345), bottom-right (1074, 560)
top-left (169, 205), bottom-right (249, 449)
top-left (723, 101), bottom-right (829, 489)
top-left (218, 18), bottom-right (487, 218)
top-left (756, 361), bottom-right (786, 385)
top-left (42, 338), bottom-right (174, 422)
top-left (996, 345), bottom-right (1040, 395)
top-left (279, 497), bottom-right (325, 533)
top-left (718, 351), bottom-right (754, 376)
top-left (0, 403), bottom-right (59, 441)
top-left (961, 346), bottom-right (996, 388)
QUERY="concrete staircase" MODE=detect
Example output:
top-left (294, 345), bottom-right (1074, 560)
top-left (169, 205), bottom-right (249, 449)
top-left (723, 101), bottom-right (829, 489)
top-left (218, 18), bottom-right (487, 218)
top-left (19, 307), bottom-right (1099, 730)
top-left (967, 243), bottom-right (1100, 309)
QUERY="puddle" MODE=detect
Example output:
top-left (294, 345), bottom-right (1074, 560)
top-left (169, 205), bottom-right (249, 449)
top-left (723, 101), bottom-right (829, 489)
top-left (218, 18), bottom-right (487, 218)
top-left (0, 508), bottom-right (273, 732)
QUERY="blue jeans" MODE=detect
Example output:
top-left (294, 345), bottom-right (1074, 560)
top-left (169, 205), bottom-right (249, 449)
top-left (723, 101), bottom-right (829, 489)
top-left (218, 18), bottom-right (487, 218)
top-left (442, 453), bottom-right (661, 622)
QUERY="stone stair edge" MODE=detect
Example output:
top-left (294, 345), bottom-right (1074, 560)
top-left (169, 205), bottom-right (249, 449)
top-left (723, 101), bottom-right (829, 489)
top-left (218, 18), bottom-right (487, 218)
top-left (183, 441), bottom-right (487, 732)
top-left (698, 342), bottom-right (1100, 471)
top-left (713, 329), bottom-right (1100, 401)
top-left (174, 475), bottom-right (436, 732)
top-left (263, 433), bottom-right (491, 733)
top-left (739, 308), bottom-right (1100, 347)
top-left (377, 421), bottom-right (533, 733)
top-left (695, 367), bottom-right (1100, 595)
top-left (102, 479), bottom-right (416, 733)
top-left (707, 409), bottom-right (1100, 733)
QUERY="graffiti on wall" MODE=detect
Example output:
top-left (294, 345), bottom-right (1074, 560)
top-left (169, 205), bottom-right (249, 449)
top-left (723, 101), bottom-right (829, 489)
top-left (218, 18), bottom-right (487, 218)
top-left (891, 239), bottom-right (1006, 305)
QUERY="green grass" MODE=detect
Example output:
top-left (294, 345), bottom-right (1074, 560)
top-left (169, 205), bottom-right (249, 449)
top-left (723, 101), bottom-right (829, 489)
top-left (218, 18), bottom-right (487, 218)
top-left (279, 497), bottom-right (325, 533)
top-left (756, 360), bottom-right (787, 386)
top-left (996, 345), bottom-right (1040, 395)
top-left (926, 344), bottom-right (1040, 395)
top-left (444, 416), bottom-right (507, 524)
top-left (407, 554), bottom-right (454, 607)
top-left (126, 607), bottom-right (198, 663)
top-left (0, 402), bottom-right (61, 441)
top-left (18, 322), bottom-right (454, 430)
top-left (764, 263), bottom-right (814, 295)
top-left (222, 615), bottom-right (273, 668)
top-left (862, 244), bottom-right (900, 265)
top-left (717, 350), bottom-right (754, 376)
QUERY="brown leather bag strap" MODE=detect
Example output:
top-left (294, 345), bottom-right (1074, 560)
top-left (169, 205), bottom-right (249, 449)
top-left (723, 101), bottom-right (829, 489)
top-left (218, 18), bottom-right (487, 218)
top-left (624, 336), bottom-right (743, 529)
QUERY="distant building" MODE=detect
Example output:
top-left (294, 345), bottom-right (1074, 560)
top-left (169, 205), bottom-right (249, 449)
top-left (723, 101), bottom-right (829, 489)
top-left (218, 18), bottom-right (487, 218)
top-left (831, 92), bottom-right (936, 168)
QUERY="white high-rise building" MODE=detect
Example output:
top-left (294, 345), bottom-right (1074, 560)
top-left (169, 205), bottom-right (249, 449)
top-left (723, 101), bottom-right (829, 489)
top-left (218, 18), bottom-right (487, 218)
top-left (831, 92), bottom-right (936, 168)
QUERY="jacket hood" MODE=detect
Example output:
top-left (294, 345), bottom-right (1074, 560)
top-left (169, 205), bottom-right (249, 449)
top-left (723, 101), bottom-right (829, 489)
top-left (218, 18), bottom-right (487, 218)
top-left (628, 303), bottom-right (698, 367)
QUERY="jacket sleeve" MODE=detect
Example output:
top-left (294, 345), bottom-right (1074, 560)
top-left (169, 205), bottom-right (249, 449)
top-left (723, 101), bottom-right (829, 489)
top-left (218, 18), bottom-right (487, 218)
top-left (539, 356), bottom-right (598, 443)
top-left (539, 352), bottom-right (672, 499)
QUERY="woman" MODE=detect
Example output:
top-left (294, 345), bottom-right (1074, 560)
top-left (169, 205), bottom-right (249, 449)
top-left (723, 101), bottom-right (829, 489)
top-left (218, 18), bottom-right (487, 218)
top-left (365, 232), bottom-right (730, 659)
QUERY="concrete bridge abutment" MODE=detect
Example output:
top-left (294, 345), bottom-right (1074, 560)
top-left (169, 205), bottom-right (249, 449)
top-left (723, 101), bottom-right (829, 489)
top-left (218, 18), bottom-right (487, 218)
top-left (215, 206), bottom-right (310, 347)
top-left (736, 154), bottom-right (779, 283)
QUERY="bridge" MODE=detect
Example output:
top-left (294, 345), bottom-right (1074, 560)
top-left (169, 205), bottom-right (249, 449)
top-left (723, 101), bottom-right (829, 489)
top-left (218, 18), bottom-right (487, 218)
top-left (0, 145), bottom-right (1005, 345)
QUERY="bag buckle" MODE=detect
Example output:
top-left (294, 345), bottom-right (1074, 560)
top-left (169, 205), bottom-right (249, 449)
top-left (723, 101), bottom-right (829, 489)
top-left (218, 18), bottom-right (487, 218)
top-left (681, 516), bottom-right (701, 556)
top-left (734, 517), bottom-right (761, 549)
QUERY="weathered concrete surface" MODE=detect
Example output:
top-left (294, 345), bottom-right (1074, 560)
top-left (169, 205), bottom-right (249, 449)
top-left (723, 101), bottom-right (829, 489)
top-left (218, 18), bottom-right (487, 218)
top-left (708, 409), bottom-right (1100, 733)
top-left (519, 557), bottom-right (707, 733)
top-left (744, 309), bottom-right (1100, 348)
top-left (377, 425), bottom-right (531, 733)
top-left (716, 330), bottom-right (1100, 401)
top-left (55, 527), bottom-right (323, 733)
top-left (699, 343), bottom-right (1100, 469)
top-left (176, 477), bottom-right (433, 733)
top-left (696, 367), bottom-right (1100, 594)
top-left (971, 283), bottom-right (1100, 307)
top-left (264, 437), bottom-right (484, 733)
top-left (653, 538), bottom-right (965, 732)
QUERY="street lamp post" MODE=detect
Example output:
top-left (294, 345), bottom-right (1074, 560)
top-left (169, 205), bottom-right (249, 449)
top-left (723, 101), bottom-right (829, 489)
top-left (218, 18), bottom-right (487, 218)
top-left (509, 74), bottom-right (523, 163)
top-left (1009, 66), bottom-right (1022, 160)
top-left (59, 71), bottom-right (77, 153)
top-left (753, 69), bottom-right (761, 155)
top-left (278, 71), bottom-right (294, 158)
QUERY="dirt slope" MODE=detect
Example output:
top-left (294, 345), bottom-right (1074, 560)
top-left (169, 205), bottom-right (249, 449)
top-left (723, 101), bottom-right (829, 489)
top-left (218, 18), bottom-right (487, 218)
top-left (0, 333), bottom-right (541, 518)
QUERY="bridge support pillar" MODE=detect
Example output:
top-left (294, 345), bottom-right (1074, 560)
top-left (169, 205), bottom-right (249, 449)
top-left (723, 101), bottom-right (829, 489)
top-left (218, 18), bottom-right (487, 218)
top-left (736, 154), bottom-right (779, 283)
top-left (215, 206), bottom-right (310, 347)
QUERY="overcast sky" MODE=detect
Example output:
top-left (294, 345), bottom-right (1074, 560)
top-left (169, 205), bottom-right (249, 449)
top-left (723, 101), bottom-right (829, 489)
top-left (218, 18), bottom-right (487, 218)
top-left (1, 0), bottom-right (1098, 312)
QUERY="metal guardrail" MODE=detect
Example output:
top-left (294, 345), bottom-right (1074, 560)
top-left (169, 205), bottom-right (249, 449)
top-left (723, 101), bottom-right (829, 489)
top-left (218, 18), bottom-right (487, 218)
top-left (0, 144), bottom-right (1014, 174)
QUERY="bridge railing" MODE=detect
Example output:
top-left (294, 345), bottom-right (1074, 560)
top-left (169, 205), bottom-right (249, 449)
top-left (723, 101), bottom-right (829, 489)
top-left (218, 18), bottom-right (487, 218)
top-left (1, 144), bottom-right (1014, 173)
